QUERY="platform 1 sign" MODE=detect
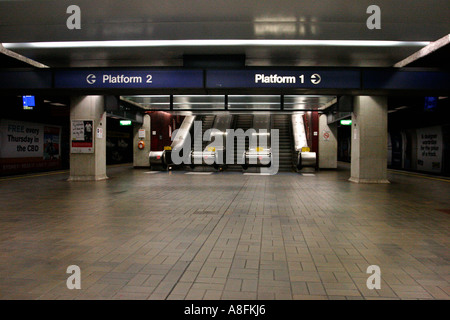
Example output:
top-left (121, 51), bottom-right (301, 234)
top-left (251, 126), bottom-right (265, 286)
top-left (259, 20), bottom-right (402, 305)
top-left (206, 70), bottom-right (360, 89)
top-left (55, 69), bottom-right (204, 89)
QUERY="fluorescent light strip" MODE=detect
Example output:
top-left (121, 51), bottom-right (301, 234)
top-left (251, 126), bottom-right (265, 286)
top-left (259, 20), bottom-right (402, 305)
top-left (185, 172), bottom-right (214, 175)
top-left (229, 102), bottom-right (280, 105)
top-left (124, 95), bottom-right (169, 98)
top-left (2, 39), bottom-right (430, 49)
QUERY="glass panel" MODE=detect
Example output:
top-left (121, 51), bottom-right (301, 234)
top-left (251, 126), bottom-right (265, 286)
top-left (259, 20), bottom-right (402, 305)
top-left (122, 95), bottom-right (170, 110)
top-left (284, 95), bottom-right (336, 110)
top-left (228, 95), bottom-right (280, 110)
top-left (173, 95), bottom-right (224, 110)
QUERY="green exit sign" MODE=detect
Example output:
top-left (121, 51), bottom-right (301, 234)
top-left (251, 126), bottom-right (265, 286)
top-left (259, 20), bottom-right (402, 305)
top-left (120, 120), bottom-right (132, 126)
top-left (340, 119), bottom-right (352, 125)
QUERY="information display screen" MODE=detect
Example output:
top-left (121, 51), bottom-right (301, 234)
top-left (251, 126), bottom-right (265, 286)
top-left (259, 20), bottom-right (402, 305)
top-left (22, 95), bottom-right (35, 110)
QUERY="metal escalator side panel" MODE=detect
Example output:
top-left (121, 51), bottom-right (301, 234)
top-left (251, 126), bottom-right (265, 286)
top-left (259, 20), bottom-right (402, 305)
top-left (191, 114), bottom-right (229, 167)
top-left (291, 113), bottom-right (316, 169)
top-left (149, 150), bottom-right (165, 167)
top-left (165, 115), bottom-right (196, 166)
top-left (292, 113), bottom-right (309, 152)
top-left (300, 151), bottom-right (317, 168)
top-left (171, 115), bottom-right (195, 150)
top-left (191, 119), bottom-right (204, 165)
top-left (205, 114), bottom-right (233, 152)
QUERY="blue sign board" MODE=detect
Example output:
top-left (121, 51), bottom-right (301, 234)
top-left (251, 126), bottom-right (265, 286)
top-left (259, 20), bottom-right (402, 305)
top-left (1, 68), bottom-right (449, 93)
top-left (362, 70), bottom-right (450, 90)
top-left (54, 69), bottom-right (204, 89)
top-left (0, 71), bottom-right (51, 89)
top-left (206, 69), bottom-right (361, 89)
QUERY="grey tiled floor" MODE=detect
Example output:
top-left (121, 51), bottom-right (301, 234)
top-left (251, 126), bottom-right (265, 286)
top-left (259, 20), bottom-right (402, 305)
top-left (0, 164), bottom-right (449, 300)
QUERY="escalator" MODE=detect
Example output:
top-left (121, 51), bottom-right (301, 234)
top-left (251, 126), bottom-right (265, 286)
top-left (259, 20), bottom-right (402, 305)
top-left (149, 115), bottom-right (196, 169)
top-left (292, 114), bottom-right (317, 170)
top-left (272, 114), bottom-right (293, 172)
top-left (200, 115), bottom-right (216, 150)
top-left (149, 112), bottom-right (317, 172)
top-left (189, 114), bottom-right (215, 169)
top-left (227, 114), bottom-right (253, 171)
top-left (243, 114), bottom-right (272, 172)
top-left (190, 114), bottom-right (233, 170)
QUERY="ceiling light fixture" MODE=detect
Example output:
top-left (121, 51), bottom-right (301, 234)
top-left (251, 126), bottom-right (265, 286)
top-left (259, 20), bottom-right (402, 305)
top-left (2, 39), bottom-right (430, 49)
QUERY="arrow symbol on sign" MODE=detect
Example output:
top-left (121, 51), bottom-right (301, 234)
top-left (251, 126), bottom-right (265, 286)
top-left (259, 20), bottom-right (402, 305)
top-left (86, 74), bottom-right (96, 84)
top-left (311, 73), bottom-right (321, 85)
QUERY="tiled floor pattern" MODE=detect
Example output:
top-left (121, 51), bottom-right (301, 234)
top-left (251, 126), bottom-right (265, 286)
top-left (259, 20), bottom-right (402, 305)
top-left (0, 164), bottom-right (449, 300)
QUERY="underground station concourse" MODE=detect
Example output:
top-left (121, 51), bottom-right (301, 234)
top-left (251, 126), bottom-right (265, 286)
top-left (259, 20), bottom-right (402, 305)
top-left (0, 1), bottom-right (449, 301)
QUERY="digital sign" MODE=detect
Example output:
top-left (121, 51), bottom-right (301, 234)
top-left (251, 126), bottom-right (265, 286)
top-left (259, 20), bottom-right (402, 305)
top-left (22, 95), bottom-right (35, 110)
top-left (119, 120), bottom-right (132, 126)
top-left (424, 96), bottom-right (437, 111)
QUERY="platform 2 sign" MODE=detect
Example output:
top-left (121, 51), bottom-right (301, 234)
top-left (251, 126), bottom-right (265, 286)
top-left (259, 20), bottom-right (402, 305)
top-left (206, 70), bottom-right (360, 89)
top-left (55, 70), bottom-right (204, 89)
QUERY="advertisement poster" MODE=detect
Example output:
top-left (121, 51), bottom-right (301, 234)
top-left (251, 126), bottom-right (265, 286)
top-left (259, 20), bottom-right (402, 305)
top-left (390, 131), bottom-right (403, 169)
top-left (106, 131), bottom-right (132, 164)
top-left (71, 120), bottom-right (94, 153)
top-left (0, 119), bottom-right (61, 173)
top-left (0, 119), bottom-right (43, 158)
top-left (416, 126), bottom-right (443, 173)
top-left (43, 126), bottom-right (61, 160)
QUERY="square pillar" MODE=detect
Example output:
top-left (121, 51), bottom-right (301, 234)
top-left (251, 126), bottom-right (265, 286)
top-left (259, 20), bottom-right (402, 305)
top-left (68, 96), bottom-right (108, 181)
top-left (349, 96), bottom-right (389, 183)
top-left (318, 114), bottom-right (337, 168)
top-left (133, 114), bottom-right (151, 167)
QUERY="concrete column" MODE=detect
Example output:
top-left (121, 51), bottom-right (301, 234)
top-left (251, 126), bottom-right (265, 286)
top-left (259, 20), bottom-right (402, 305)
top-left (133, 114), bottom-right (151, 167)
top-left (318, 114), bottom-right (337, 169)
top-left (349, 96), bottom-right (389, 183)
top-left (68, 96), bottom-right (108, 181)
